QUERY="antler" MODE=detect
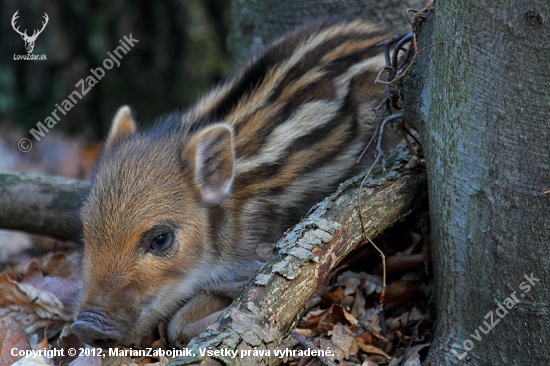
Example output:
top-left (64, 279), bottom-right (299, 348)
top-left (11, 11), bottom-right (49, 41)
top-left (11, 10), bottom-right (28, 38)
top-left (29, 13), bottom-right (49, 40)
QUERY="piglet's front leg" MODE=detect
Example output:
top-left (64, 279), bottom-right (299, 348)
top-left (168, 292), bottom-right (232, 346)
top-left (168, 261), bottom-right (265, 346)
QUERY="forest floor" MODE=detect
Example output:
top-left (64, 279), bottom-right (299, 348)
top-left (0, 131), bottom-right (434, 366)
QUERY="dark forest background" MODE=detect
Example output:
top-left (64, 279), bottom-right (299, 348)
top-left (1, 0), bottom-right (233, 141)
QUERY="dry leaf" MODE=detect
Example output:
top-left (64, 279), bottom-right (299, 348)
top-left (303, 305), bottom-right (353, 335)
top-left (401, 343), bottom-right (430, 366)
top-left (316, 305), bottom-right (352, 334)
top-left (362, 308), bottom-right (382, 334)
top-left (377, 280), bottom-right (425, 311)
top-left (386, 308), bottom-right (425, 331)
top-left (21, 265), bottom-right (81, 318)
top-left (328, 324), bottom-right (359, 359)
top-left (303, 307), bottom-right (328, 329)
top-left (321, 287), bottom-right (346, 305)
top-left (335, 272), bottom-right (382, 297)
top-left (340, 362), bottom-right (361, 366)
top-left (0, 273), bottom-right (70, 334)
top-left (350, 284), bottom-right (367, 321)
top-left (356, 331), bottom-right (373, 345)
top-left (362, 360), bottom-right (379, 366)
top-left (340, 295), bottom-right (355, 310)
top-left (293, 328), bottom-right (312, 338)
top-left (11, 338), bottom-right (50, 366)
top-left (52, 324), bottom-right (83, 365)
top-left (403, 355), bottom-right (421, 366)
top-left (319, 337), bottom-right (340, 362)
top-left (0, 253), bottom-right (82, 339)
top-left (355, 338), bottom-right (391, 360)
top-left (341, 308), bottom-right (358, 326)
top-left (0, 317), bottom-right (30, 365)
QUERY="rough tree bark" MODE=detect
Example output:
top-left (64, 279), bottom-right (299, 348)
top-left (0, 171), bottom-right (89, 241)
top-left (168, 146), bottom-right (427, 366)
top-left (402, 1), bottom-right (550, 364)
top-left (227, 0), bottom-right (426, 64)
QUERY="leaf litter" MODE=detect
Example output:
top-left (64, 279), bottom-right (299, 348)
top-left (285, 220), bottom-right (434, 366)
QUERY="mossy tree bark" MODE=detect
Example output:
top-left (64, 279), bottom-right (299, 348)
top-left (402, 1), bottom-right (550, 364)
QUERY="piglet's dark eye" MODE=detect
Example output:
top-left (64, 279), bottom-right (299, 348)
top-left (150, 232), bottom-right (173, 253)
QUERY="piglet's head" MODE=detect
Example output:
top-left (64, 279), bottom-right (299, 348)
top-left (72, 106), bottom-right (235, 346)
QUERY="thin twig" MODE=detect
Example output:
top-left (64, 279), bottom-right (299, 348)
top-left (405, 9), bottom-right (417, 26)
top-left (356, 32), bottom-right (414, 314)
top-left (406, 0), bottom-right (435, 28)
top-left (357, 97), bottom-right (389, 162)
top-left (401, 122), bottom-right (421, 147)
top-left (356, 113), bottom-right (404, 312)
top-left (387, 41), bottom-right (444, 86)
top-left (377, 113), bottom-right (404, 155)
top-left (14, 296), bottom-right (38, 320)
top-left (392, 33), bottom-right (414, 69)
top-left (401, 123), bottom-right (424, 166)
top-left (357, 154), bottom-right (384, 306)
top-left (398, 46), bottom-right (412, 70)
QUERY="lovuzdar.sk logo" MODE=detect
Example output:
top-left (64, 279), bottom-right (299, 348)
top-left (12, 10), bottom-right (48, 61)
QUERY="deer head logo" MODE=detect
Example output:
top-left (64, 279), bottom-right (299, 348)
top-left (11, 11), bottom-right (49, 54)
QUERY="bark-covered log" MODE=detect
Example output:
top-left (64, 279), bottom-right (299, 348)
top-left (227, 0), bottom-right (426, 64)
top-left (169, 145), bottom-right (427, 366)
top-left (403, 1), bottom-right (550, 364)
top-left (0, 171), bottom-right (89, 241)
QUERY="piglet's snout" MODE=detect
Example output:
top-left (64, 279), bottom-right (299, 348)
top-left (72, 311), bottom-right (121, 348)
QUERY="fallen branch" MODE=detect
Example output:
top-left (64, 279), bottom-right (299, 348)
top-left (169, 145), bottom-right (427, 366)
top-left (0, 171), bottom-right (89, 241)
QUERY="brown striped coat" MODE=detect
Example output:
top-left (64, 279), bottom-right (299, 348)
top-left (73, 19), bottom-right (398, 347)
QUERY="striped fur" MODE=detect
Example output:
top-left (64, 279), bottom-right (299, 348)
top-left (75, 19), bottom-right (398, 346)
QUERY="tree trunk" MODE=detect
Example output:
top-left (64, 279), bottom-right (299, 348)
top-left (168, 146), bottom-right (427, 366)
top-left (403, 1), bottom-right (550, 364)
top-left (0, 171), bottom-right (89, 241)
top-left (227, 0), bottom-right (426, 64)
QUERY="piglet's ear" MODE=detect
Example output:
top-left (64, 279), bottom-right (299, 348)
top-left (185, 123), bottom-right (235, 204)
top-left (105, 105), bottom-right (136, 151)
